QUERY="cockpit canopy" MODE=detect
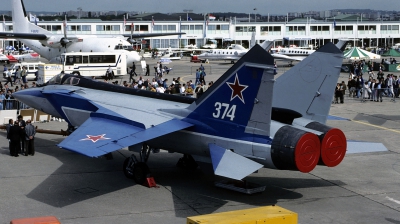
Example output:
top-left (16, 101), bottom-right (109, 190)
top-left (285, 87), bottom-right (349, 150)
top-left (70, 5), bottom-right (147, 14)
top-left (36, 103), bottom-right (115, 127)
top-left (47, 73), bottom-right (80, 86)
top-left (47, 73), bottom-right (65, 85)
top-left (114, 44), bottom-right (134, 51)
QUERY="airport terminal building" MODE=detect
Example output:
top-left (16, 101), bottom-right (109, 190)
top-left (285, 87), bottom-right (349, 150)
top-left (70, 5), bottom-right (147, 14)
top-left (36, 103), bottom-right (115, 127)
top-left (1, 18), bottom-right (400, 50)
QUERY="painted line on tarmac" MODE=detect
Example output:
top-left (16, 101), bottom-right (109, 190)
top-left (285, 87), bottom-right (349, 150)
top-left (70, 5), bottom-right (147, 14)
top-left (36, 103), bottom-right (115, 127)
top-left (351, 120), bottom-right (400, 134)
top-left (386, 196), bottom-right (400, 205)
top-left (180, 75), bottom-right (192, 83)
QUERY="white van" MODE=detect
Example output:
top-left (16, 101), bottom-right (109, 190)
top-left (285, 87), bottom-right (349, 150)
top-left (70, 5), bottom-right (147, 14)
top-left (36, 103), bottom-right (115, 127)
top-left (3, 62), bottom-right (45, 80)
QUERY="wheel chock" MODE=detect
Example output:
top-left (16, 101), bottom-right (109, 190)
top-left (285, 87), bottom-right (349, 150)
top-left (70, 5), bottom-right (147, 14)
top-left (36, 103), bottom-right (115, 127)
top-left (145, 176), bottom-right (159, 188)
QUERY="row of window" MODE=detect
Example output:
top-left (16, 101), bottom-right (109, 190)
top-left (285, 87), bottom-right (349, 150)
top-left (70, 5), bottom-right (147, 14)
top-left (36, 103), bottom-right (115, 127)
top-left (124, 25), bottom-right (149, 32)
top-left (65, 24), bottom-right (400, 33)
top-left (5, 24), bottom-right (400, 34)
top-left (65, 55), bottom-right (116, 65)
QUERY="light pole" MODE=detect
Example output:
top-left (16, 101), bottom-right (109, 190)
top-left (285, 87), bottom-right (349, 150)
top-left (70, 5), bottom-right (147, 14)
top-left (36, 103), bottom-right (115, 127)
top-left (253, 8), bottom-right (257, 22)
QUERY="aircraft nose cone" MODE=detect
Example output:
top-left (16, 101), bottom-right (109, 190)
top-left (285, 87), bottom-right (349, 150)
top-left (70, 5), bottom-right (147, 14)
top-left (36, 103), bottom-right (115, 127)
top-left (12, 88), bottom-right (43, 105)
top-left (12, 88), bottom-right (63, 118)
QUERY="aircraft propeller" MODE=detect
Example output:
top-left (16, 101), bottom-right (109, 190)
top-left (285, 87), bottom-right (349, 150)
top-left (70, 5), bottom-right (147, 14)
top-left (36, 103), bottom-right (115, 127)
top-left (61, 15), bottom-right (69, 53)
top-left (127, 23), bottom-right (137, 45)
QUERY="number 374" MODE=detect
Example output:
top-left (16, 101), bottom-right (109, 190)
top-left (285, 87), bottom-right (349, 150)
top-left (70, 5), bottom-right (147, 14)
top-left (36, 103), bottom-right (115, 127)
top-left (212, 102), bottom-right (236, 121)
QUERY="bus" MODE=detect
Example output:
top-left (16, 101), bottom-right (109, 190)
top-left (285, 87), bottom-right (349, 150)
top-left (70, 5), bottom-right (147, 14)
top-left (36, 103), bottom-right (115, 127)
top-left (60, 52), bottom-right (127, 77)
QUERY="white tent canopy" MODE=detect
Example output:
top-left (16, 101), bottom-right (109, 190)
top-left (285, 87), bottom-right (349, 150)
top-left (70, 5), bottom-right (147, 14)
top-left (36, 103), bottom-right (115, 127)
top-left (344, 47), bottom-right (381, 60)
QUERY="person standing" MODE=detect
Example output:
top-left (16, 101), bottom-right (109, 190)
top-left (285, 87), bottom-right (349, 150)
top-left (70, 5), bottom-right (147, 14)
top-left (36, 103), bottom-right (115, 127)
top-left (146, 64), bottom-right (150, 76)
top-left (106, 65), bottom-right (113, 80)
top-left (17, 115), bottom-right (26, 155)
top-left (132, 63), bottom-right (138, 76)
top-left (0, 90), bottom-right (5, 110)
top-left (20, 66), bottom-right (27, 84)
top-left (195, 69), bottom-right (201, 85)
top-left (6, 119), bottom-right (13, 155)
top-left (7, 121), bottom-right (22, 157)
top-left (24, 119), bottom-right (36, 156)
top-left (13, 68), bottom-right (21, 85)
top-left (4, 69), bottom-right (13, 87)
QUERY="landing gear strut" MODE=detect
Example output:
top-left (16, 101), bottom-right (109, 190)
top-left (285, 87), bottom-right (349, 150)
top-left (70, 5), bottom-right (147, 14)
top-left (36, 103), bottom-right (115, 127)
top-left (176, 154), bottom-right (198, 170)
top-left (123, 144), bottom-right (153, 184)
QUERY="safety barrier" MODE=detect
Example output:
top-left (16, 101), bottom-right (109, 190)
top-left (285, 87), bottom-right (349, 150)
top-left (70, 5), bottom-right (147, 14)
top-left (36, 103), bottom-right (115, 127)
top-left (0, 99), bottom-right (51, 124)
top-left (0, 99), bottom-right (29, 111)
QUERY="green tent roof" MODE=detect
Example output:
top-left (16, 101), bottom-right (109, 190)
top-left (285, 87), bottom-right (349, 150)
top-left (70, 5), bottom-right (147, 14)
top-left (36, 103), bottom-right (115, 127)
top-left (343, 47), bottom-right (369, 59)
top-left (381, 49), bottom-right (400, 57)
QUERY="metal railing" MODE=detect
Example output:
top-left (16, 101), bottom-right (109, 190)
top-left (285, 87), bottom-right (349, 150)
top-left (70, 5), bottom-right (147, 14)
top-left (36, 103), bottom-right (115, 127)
top-left (0, 99), bottom-right (30, 110)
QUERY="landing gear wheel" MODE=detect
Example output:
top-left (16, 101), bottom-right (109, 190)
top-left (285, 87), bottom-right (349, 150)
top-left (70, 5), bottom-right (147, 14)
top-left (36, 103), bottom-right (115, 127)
top-left (132, 162), bottom-right (150, 184)
top-left (176, 154), bottom-right (198, 170)
top-left (123, 157), bottom-right (135, 179)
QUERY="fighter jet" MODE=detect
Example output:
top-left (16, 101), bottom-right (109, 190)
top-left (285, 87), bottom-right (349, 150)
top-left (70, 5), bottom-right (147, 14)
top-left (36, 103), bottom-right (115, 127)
top-left (13, 42), bottom-right (346, 184)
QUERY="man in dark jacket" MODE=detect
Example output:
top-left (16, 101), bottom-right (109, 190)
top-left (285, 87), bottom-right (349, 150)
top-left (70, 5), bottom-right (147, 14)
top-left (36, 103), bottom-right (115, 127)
top-left (17, 115), bottom-right (26, 154)
top-left (7, 121), bottom-right (22, 157)
top-left (24, 119), bottom-right (36, 156)
top-left (5, 119), bottom-right (13, 155)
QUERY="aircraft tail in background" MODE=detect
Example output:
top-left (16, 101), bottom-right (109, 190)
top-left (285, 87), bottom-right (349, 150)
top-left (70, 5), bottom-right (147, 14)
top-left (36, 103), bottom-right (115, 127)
top-left (272, 42), bottom-right (343, 124)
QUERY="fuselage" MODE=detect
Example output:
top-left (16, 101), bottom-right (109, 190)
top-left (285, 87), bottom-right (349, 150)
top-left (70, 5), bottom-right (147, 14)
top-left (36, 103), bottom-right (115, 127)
top-left (19, 37), bottom-right (141, 64)
top-left (197, 49), bottom-right (248, 61)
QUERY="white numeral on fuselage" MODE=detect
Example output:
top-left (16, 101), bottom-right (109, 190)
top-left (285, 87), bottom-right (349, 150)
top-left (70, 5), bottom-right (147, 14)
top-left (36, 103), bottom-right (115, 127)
top-left (213, 102), bottom-right (236, 121)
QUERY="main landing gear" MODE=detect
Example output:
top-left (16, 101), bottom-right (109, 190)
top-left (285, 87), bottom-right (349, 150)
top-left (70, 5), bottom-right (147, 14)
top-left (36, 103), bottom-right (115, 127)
top-left (123, 144), bottom-right (153, 184)
top-left (176, 154), bottom-right (198, 170)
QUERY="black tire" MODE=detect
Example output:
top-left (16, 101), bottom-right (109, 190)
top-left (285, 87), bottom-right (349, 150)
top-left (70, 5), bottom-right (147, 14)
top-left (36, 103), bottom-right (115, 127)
top-left (72, 71), bottom-right (81, 76)
top-left (132, 162), bottom-right (150, 184)
top-left (176, 154), bottom-right (198, 170)
top-left (123, 158), bottom-right (134, 179)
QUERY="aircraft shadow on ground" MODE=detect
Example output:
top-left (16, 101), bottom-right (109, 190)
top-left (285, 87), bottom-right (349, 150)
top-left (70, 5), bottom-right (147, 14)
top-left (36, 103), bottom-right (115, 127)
top-left (22, 134), bottom-right (133, 208)
top-left (353, 113), bottom-right (400, 126)
top-left (149, 158), bottom-right (346, 217)
top-left (386, 218), bottom-right (400, 224)
top-left (12, 133), bottom-right (345, 217)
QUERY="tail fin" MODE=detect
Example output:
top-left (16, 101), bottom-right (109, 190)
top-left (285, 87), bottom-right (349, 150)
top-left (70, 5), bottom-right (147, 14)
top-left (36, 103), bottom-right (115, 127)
top-left (272, 42), bottom-right (343, 124)
top-left (12, 0), bottom-right (50, 34)
top-left (335, 39), bottom-right (349, 52)
top-left (186, 44), bottom-right (276, 137)
top-left (259, 40), bottom-right (274, 51)
top-left (249, 31), bottom-right (256, 48)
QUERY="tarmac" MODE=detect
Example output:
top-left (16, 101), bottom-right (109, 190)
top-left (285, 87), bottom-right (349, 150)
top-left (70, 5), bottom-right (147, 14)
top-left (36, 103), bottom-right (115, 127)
top-left (1, 57), bottom-right (400, 223)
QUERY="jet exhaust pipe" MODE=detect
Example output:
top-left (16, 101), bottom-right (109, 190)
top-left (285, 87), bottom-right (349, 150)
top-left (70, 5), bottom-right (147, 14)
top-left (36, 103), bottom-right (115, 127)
top-left (270, 122), bottom-right (321, 173)
top-left (292, 118), bottom-right (346, 167)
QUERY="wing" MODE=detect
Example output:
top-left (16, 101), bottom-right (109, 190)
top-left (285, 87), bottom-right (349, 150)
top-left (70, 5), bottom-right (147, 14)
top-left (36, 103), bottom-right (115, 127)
top-left (0, 32), bottom-right (184, 41)
top-left (0, 32), bottom-right (47, 40)
top-left (58, 113), bottom-right (193, 157)
top-left (271, 53), bottom-right (304, 61)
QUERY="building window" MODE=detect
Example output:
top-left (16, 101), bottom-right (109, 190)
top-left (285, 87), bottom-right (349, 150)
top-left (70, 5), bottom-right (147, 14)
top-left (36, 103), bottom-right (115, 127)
top-left (51, 25), bottom-right (62, 31)
top-left (82, 25), bottom-right (91, 31)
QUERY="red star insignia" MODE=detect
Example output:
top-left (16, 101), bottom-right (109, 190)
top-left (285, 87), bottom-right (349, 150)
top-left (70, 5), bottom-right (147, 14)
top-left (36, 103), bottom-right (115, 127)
top-left (80, 134), bottom-right (110, 143)
top-left (226, 74), bottom-right (248, 104)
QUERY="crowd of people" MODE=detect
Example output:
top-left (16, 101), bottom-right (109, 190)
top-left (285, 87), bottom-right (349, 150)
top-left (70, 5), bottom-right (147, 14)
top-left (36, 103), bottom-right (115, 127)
top-left (107, 63), bottom-right (212, 98)
top-left (334, 60), bottom-right (399, 104)
top-left (5, 115), bottom-right (36, 157)
top-left (0, 83), bottom-right (34, 110)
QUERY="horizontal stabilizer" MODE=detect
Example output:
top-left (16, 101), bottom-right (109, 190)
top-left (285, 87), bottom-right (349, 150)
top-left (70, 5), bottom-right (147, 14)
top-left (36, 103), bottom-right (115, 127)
top-left (346, 141), bottom-right (388, 154)
top-left (209, 144), bottom-right (263, 180)
top-left (59, 114), bottom-right (193, 157)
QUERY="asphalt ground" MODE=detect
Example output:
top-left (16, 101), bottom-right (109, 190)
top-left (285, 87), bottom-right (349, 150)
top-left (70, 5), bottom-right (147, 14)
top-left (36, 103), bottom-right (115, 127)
top-left (0, 57), bottom-right (400, 223)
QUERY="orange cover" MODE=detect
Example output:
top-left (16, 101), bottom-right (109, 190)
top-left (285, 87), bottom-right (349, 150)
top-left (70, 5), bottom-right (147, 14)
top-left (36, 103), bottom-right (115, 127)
top-left (10, 216), bottom-right (60, 224)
